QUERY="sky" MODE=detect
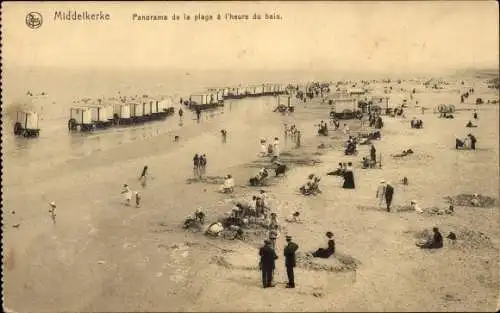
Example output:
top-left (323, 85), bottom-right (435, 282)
top-left (1, 1), bottom-right (499, 73)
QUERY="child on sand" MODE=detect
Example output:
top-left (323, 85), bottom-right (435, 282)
top-left (122, 184), bottom-right (132, 206)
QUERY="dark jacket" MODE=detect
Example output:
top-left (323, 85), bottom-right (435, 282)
top-left (259, 245), bottom-right (278, 269)
top-left (284, 242), bottom-right (299, 267)
top-left (385, 184), bottom-right (394, 200)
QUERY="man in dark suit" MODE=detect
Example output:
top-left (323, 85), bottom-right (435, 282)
top-left (385, 182), bottom-right (394, 212)
top-left (259, 239), bottom-right (278, 288)
top-left (283, 235), bottom-right (299, 288)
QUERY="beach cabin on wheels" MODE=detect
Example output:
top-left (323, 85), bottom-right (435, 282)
top-left (129, 102), bottom-right (146, 122)
top-left (14, 111), bottom-right (40, 137)
top-left (87, 104), bottom-right (114, 128)
top-left (262, 84), bottom-right (274, 96)
top-left (188, 92), bottom-right (223, 111)
top-left (112, 102), bottom-right (132, 125)
top-left (226, 86), bottom-right (245, 99)
top-left (68, 107), bottom-right (94, 131)
top-left (370, 96), bottom-right (391, 115)
top-left (331, 98), bottom-right (361, 119)
top-left (274, 95), bottom-right (294, 113)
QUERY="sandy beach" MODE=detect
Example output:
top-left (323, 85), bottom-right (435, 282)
top-left (3, 73), bottom-right (499, 312)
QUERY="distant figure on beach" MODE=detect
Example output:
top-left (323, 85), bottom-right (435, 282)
top-left (284, 235), bottom-right (299, 288)
top-left (342, 162), bottom-right (355, 189)
top-left (220, 174), bottom-right (234, 193)
top-left (193, 154), bottom-right (200, 178)
top-left (195, 108), bottom-right (201, 122)
top-left (273, 137), bottom-right (280, 158)
top-left (174, 135), bottom-right (180, 142)
top-left (384, 182), bottom-right (394, 212)
top-left (411, 200), bottom-right (424, 214)
top-left (343, 123), bottom-right (350, 136)
top-left (199, 154), bottom-right (207, 177)
top-left (370, 144), bottom-right (377, 163)
top-left (260, 139), bottom-right (267, 157)
top-left (178, 108), bottom-right (183, 119)
top-left (296, 131), bottom-right (301, 148)
top-left (473, 110), bottom-right (478, 120)
top-left (259, 239), bottom-right (278, 288)
top-left (466, 120), bottom-right (478, 128)
top-left (376, 180), bottom-right (387, 208)
top-left (285, 211), bottom-right (303, 223)
top-left (312, 231), bottom-right (335, 258)
top-left (221, 129), bottom-right (227, 143)
top-left (416, 227), bottom-right (443, 249)
top-left (139, 165), bottom-right (148, 188)
top-left (135, 192), bottom-right (141, 208)
top-left (121, 184), bottom-right (132, 206)
top-left (49, 201), bottom-right (57, 224)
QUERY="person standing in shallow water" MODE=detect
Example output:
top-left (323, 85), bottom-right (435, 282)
top-left (221, 129), bottom-right (227, 143)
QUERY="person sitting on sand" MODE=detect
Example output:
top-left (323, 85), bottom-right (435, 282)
top-left (470, 194), bottom-right (481, 207)
top-left (312, 231), bottom-right (335, 258)
top-left (273, 161), bottom-right (287, 176)
top-left (466, 120), bottom-right (478, 128)
top-left (220, 174), bottom-right (234, 193)
top-left (327, 163), bottom-right (344, 176)
top-left (392, 148), bottom-right (414, 158)
top-left (300, 174), bottom-right (321, 195)
top-left (411, 200), bottom-right (424, 214)
top-left (361, 157), bottom-right (370, 169)
top-left (416, 227), bottom-right (443, 249)
top-left (468, 133), bottom-right (477, 150)
top-left (285, 211), bottom-right (303, 223)
top-left (205, 222), bottom-right (224, 237)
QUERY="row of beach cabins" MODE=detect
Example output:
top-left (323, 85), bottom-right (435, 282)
top-left (13, 83), bottom-right (288, 137)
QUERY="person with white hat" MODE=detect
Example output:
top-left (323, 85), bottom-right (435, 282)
top-left (121, 184), bottom-right (132, 206)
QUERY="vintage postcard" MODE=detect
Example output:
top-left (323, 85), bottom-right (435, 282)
top-left (1, 1), bottom-right (499, 312)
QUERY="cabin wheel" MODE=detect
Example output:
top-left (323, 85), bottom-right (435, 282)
top-left (68, 118), bottom-right (77, 131)
top-left (113, 114), bottom-right (120, 125)
top-left (13, 122), bottom-right (22, 135)
top-left (355, 111), bottom-right (363, 119)
top-left (22, 130), bottom-right (29, 137)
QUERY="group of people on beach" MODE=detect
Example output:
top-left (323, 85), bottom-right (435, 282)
top-left (193, 154), bottom-right (208, 179)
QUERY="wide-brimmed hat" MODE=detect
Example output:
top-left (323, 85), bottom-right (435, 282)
top-left (326, 231), bottom-right (334, 238)
top-left (285, 235), bottom-right (292, 241)
top-left (49, 201), bottom-right (56, 207)
top-left (264, 239), bottom-right (271, 245)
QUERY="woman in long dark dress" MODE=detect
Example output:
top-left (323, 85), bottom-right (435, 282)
top-left (342, 162), bottom-right (355, 189)
top-left (312, 231), bottom-right (335, 258)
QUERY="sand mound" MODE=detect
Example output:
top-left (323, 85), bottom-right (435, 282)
top-left (405, 228), bottom-right (495, 250)
top-left (186, 176), bottom-right (225, 185)
top-left (444, 194), bottom-right (496, 208)
top-left (211, 246), bottom-right (260, 271)
top-left (296, 252), bottom-right (360, 272)
top-left (423, 207), bottom-right (454, 216)
top-left (450, 228), bottom-right (496, 250)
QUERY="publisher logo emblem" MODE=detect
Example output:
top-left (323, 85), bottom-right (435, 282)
top-left (26, 12), bottom-right (43, 29)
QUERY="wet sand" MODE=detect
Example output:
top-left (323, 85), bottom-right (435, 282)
top-left (3, 80), bottom-right (499, 312)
